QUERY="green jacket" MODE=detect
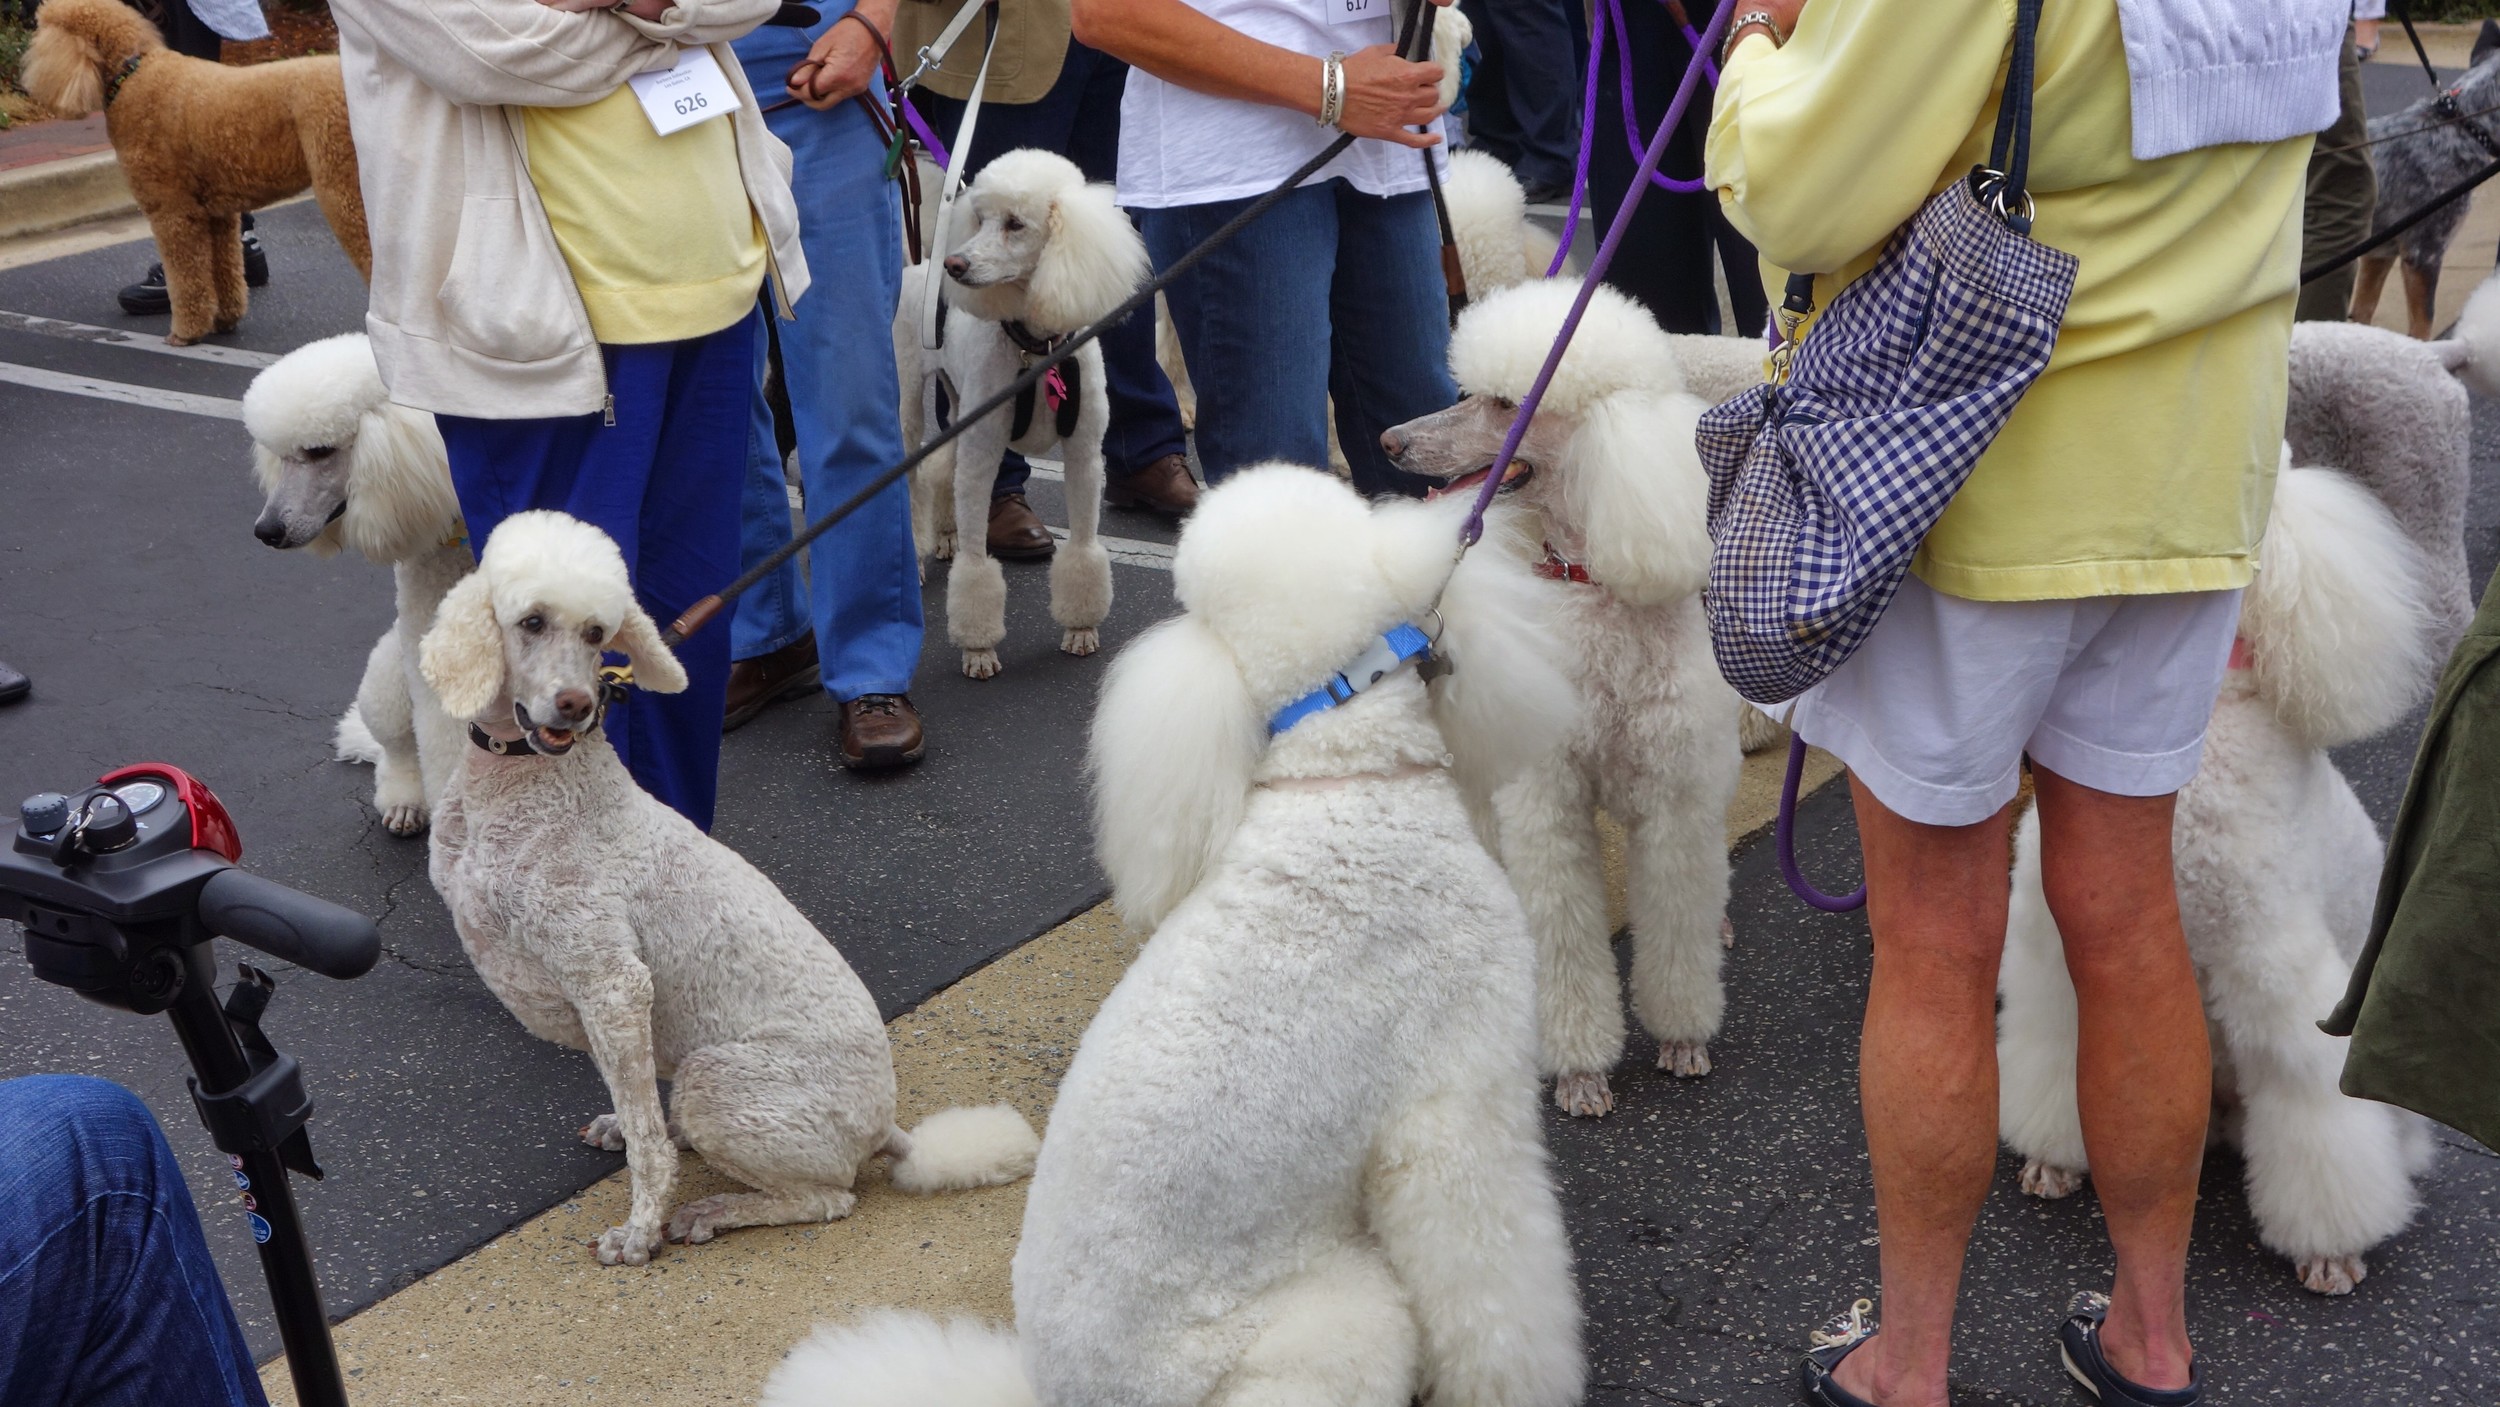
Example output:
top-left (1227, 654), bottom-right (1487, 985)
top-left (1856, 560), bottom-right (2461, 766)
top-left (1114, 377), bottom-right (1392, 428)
top-left (2325, 569), bottom-right (2500, 1154)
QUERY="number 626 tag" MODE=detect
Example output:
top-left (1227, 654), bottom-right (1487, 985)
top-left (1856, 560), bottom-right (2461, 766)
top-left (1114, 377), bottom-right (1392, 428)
top-left (628, 46), bottom-right (743, 137)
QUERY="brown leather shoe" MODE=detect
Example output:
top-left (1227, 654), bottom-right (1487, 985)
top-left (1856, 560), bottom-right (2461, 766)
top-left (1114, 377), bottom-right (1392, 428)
top-left (1105, 451), bottom-right (1201, 519)
top-left (723, 632), bottom-right (819, 733)
top-left (838, 693), bottom-right (926, 770)
top-left (988, 492), bottom-right (1057, 561)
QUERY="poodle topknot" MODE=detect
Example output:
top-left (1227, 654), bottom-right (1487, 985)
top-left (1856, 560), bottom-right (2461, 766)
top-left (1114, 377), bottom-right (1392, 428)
top-left (1449, 280), bottom-right (1688, 417)
top-left (944, 148), bottom-right (1148, 335)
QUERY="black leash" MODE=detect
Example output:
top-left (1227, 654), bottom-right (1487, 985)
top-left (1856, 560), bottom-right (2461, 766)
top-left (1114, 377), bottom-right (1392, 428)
top-left (2396, 0), bottom-right (2446, 94)
top-left (660, 1), bottom-right (1439, 646)
top-left (1395, 0), bottom-right (1467, 322)
top-left (2302, 152), bottom-right (2500, 284)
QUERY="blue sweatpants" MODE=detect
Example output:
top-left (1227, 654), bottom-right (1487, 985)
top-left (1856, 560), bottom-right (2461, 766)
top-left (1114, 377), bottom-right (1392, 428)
top-left (0, 1075), bottom-right (267, 1407)
top-left (729, 22), bottom-right (924, 696)
top-left (437, 307), bottom-right (761, 831)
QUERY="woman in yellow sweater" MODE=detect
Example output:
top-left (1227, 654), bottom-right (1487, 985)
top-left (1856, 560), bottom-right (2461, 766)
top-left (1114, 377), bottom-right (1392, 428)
top-left (1706, 2), bottom-right (2336, 1405)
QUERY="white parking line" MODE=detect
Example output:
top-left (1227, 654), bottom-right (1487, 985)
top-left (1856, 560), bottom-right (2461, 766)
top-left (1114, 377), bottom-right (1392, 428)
top-left (0, 310), bottom-right (282, 369)
top-left (0, 361), bottom-right (244, 420)
top-left (1050, 526), bottom-right (1173, 570)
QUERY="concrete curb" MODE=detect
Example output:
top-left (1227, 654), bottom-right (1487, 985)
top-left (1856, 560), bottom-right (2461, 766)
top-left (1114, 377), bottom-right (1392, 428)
top-left (0, 152), bottom-right (138, 242)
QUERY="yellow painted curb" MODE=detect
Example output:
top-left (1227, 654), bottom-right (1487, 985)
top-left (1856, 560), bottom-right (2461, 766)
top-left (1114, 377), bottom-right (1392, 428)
top-left (264, 741), bottom-right (1843, 1406)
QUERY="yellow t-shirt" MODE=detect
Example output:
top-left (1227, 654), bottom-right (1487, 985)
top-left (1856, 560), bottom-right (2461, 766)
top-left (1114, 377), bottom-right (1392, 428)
top-left (521, 73), bottom-right (766, 347)
top-left (1705, 0), bottom-right (2310, 601)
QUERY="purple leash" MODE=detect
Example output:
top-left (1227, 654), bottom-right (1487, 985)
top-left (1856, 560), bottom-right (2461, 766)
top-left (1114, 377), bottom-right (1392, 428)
top-left (1466, 0), bottom-right (1866, 915)
top-left (1776, 734), bottom-right (1866, 911)
top-left (1545, 0), bottom-right (1717, 277)
top-left (900, 95), bottom-right (951, 172)
top-left (1464, 0), bottom-right (1734, 544)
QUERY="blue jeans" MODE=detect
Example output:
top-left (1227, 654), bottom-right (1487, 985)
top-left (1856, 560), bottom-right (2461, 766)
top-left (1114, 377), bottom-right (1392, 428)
top-left (1140, 179), bottom-right (1455, 497)
top-left (0, 1076), bottom-right (266, 1407)
top-left (913, 40), bottom-right (1187, 497)
top-left (729, 25), bottom-right (924, 697)
top-left (437, 307), bottom-right (761, 832)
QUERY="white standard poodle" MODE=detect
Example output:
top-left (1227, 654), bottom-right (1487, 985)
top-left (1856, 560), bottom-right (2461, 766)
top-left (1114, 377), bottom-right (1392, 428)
top-left (760, 466), bottom-right (1585, 1407)
top-left (243, 331), bottom-right (468, 838)
top-left (896, 148), bottom-right (1147, 679)
top-left (417, 511), bottom-right (1038, 1266)
top-left (1997, 463), bottom-right (2441, 1297)
top-left (1382, 279), bottom-right (1743, 1117)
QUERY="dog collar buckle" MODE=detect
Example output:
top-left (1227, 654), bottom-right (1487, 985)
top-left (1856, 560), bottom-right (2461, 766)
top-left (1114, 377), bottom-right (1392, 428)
top-left (1533, 543), bottom-right (1595, 585)
top-left (1268, 623), bottom-right (1437, 736)
top-left (467, 724), bottom-right (534, 757)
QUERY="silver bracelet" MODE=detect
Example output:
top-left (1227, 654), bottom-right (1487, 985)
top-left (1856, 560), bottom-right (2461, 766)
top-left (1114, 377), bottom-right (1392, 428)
top-left (1721, 9), bottom-right (1781, 65)
top-left (1317, 51), bottom-right (1347, 128)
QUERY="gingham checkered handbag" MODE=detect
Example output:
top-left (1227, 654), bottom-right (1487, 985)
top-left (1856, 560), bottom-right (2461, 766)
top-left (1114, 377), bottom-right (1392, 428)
top-left (1697, 0), bottom-right (2080, 705)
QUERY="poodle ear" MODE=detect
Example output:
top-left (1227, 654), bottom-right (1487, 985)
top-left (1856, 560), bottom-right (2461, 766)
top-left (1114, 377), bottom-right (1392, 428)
top-left (612, 602), bottom-right (690, 695)
top-left (1088, 615), bottom-right (1264, 933)
top-left (1430, 507), bottom-right (1584, 796)
top-left (341, 404), bottom-right (460, 562)
top-left (2242, 464), bottom-right (2439, 749)
top-left (1026, 180), bottom-right (1149, 332)
top-left (1368, 492), bottom-right (1468, 616)
top-left (418, 570), bottom-right (507, 722)
top-left (1564, 392), bottom-right (1712, 605)
top-left (20, 17), bottom-right (106, 117)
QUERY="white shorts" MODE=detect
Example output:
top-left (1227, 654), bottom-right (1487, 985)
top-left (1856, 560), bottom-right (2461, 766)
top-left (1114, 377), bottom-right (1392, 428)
top-left (1785, 575), bottom-right (2243, 827)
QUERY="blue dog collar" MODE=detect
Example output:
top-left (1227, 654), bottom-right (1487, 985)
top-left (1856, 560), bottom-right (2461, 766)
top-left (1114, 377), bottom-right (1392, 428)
top-left (1268, 623), bottom-right (1436, 736)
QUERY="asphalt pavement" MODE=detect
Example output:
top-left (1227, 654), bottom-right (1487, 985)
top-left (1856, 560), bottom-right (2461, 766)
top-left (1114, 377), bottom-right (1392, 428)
top-left (3, 150), bottom-right (2498, 1406)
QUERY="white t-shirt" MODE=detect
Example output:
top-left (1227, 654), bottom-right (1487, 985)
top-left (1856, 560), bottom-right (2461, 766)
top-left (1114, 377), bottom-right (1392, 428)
top-left (1116, 0), bottom-right (1447, 209)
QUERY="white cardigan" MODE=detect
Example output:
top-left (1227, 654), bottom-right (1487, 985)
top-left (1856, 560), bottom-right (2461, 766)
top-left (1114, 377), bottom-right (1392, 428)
top-left (2114, 0), bottom-right (2348, 159)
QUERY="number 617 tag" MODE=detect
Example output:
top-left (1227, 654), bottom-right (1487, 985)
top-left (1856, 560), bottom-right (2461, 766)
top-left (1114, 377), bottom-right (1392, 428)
top-left (629, 46), bottom-right (743, 137)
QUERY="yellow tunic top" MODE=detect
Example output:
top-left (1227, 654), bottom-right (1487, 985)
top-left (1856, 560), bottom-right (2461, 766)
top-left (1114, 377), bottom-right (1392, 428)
top-left (521, 78), bottom-right (766, 347)
top-left (1704, 0), bottom-right (2311, 601)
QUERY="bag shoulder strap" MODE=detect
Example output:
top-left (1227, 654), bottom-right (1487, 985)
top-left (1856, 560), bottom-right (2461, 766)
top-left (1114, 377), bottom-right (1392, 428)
top-left (1979, 0), bottom-right (2044, 231)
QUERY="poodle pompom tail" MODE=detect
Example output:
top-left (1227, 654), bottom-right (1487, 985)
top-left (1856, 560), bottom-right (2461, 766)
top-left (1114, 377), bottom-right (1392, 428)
top-left (2245, 463), bottom-right (2439, 748)
top-left (759, 1312), bottom-right (1034, 1407)
top-left (2441, 274), bottom-right (2500, 400)
top-left (886, 1105), bottom-right (1041, 1194)
top-left (333, 705), bottom-right (384, 766)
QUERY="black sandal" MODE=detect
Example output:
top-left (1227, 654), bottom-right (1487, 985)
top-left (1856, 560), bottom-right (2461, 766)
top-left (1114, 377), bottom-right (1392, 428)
top-left (2057, 1292), bottom-right (2202, 1405)
top-left (1799, 1298), bottom-right (1882, 1407)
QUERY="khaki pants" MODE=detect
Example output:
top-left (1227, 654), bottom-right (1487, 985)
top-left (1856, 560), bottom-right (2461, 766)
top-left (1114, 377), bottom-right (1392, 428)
top-left (2299, 31), bottom-right (2377, 322)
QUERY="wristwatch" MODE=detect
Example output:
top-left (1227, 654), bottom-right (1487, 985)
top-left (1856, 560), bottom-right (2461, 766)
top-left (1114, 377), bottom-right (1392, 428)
top-left (1721, 9), bottom-right (1782, 65)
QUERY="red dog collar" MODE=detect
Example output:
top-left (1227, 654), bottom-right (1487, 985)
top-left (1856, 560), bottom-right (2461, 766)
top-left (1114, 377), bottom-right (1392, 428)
top-left (1533, 544), bottom-right (1594, 584)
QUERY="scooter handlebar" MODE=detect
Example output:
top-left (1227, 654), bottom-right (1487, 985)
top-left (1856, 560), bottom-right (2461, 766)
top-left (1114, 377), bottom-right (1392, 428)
top-left (195, 869), bottom-right (382, 980)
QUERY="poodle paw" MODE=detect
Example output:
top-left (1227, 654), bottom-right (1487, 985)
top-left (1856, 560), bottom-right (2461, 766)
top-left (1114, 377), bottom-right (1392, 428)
top-left (2019, 1159), bottom-right (2087, 1200)
top-left (932, 530), bottom-right (958, 561)
top-left (382, 802), bottom-right (429, 838)
top-left (1553, 1070), bottom-right (1614, 1118)
top-left (1656, 1040), bottom-right (1713, 1078)
top-left (1060, 627), bottom-right (1100, 657)
top-left (580, 1114), bottom-right (627, 1151)
top-left (165, 332), bottom-right (200, 347)
top-left (594, 1222), bottom-right (663, 1267)
top-left (961, 648), bottom-right (1002, 679)
top-left (1721, 916), bottom-right (1735, 950)
top-left (2298, 1254), bottom-right (2367, 1296)
top-left (666, 1195), bottom-right (736, 1245)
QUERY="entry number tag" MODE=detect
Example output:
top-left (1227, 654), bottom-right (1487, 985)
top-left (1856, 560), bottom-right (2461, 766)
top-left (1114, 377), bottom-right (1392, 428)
top-left (629, 47), bottom-right (741, 138)
top-left (1328, 0), bottom-right (1387, 25)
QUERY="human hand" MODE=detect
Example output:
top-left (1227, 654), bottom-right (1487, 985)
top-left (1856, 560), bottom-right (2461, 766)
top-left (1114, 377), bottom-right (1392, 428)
top-left (1333, 43), bottom-right (1444, 148)
top-left (787, 14), bottom-right (882, 108)
top-left (2353, 17), bottom-right (2381, 60)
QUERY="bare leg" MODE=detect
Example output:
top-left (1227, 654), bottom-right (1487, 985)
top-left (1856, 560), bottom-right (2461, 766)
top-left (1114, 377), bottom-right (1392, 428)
top-left (2031, 768), bottom-right (2204, 1391)
top-left (1829, 777), bottom-right (2012, 1407)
